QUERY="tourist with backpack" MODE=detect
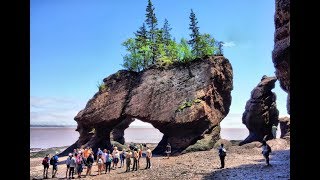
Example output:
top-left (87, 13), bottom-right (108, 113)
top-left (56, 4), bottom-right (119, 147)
top-left (42, 154), bottom-right (50, 179)
top-left (261, 140), bottom-right (272, 166)
top-left (50, 152), bottom-right (59, 178)
top-left (76, 151), bottom-right (84, 178)
top-left (85, 152), bottom-right (94, 177)
top-left (65, 153), bottom-right (72, 178)
top-left (218, 143), bottom-right (227, 169)
top-left (105, 150), bottom-right (113, 173)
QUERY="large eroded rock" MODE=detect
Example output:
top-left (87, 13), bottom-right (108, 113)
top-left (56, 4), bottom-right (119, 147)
top-left (279, 116), bottom-right (290, 139)
top-left (239, 76), bottom-right (279, 146)
top-left (61, 56), bottom-right (233, 156)
top-left (272, 0), bottom-right (290, 114)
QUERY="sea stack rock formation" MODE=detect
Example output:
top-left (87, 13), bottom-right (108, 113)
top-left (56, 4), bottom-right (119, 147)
top-left (279, 116), bottom-right (290, 139)
top-left (239, 76), bottom-right (279, 146)
top-left (272, 0), bottom-right (290, 114)
top-left (61, 56), bottom-right (233, 156)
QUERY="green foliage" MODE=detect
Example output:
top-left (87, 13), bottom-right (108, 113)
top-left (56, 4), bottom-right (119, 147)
top-left (121, 0), bottom-right (219, 72)
top-left (97, 81), bottom-right (107, 91)
top-left (177, 98), bottom-right (202, 112)
top-left (178, 38), bottom-right (194, 63)
top-left (193, 98), bottom-right (201, 103)
top-left (198, 33), bottom-right (216, 57)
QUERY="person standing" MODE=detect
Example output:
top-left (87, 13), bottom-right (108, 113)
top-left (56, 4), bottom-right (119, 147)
top-left (125, 149), bottom-right (132, 172)
top-left (69, 154), bottom-right (76, 179)
top-left (120, 148), bottom-right (126, 168)
top-left (261, 140), bottom-right (272, 166)
top-left (145, 147), bottom-right (152, 169)
top-left (85, 152), bottom-right (94, 177)
top-left (51, 152), bottom-right (59, 178)
top-left (112, 147), bottom-right (120, 170)
top-left (272, 124), bottom-right (278, 139)
top-left (132, 149), bottom-right (139, 171)
top-left (105, 150), bottom-right (113, 173)
top-left (65, 153), bottom-right (72, 178)
top-left (165, 143), bottom-right (171, 159)
top-left (218, 143), bottom-right (226, 169)
top-left (42, 154), bottom-right (50, 179)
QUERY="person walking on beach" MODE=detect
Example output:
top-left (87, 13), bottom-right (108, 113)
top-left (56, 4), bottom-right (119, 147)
top-left (165, 143), bottom-right (171, 159)
top-left (125, 149), bottom-right (132, 172)
top-left (65, 153), bottom-right (72, 178)
top-left (85, 152), bottom-right (94, 177)
top-left (145, 147), bottom-right (152, 169)
top-left (218, 143), bottom-right (227, 169)
top-left (51, 152), bottom-right (59, 178)
top-left (69, 153), bottom-right (76, 179)
top-left (272, 124), bottom-right (278, 139)
top-left (42, 154), bottom-right (50, 179)
top-left (261, 140), bottom-right (272, 166)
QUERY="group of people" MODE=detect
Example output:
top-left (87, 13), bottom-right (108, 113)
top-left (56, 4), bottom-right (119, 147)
top-left (42, 133), bottom-right (275, 179)
top-left (41, 144), bottom-right (153, 179)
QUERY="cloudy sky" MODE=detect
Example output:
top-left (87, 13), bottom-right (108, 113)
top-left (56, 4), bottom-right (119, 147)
top-left (31, 0), bottom-right (289, 127)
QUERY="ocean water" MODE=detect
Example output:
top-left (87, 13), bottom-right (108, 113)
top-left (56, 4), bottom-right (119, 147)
top-left (30, 127), bottom-right (280, 149)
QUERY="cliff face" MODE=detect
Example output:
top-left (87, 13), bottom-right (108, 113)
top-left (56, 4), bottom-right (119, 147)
top-left (240, 76), bottom-right (279, 145)
top-left (62, 56), bottom-right (233, 155)
top-left (279, 116), bottom-right (290, 139)
top-left (272, 0), bottom-right (290, 114)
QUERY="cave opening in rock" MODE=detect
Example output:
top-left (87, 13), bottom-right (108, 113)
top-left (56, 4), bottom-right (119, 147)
top-left (123, 118), bottom-right (163, 150)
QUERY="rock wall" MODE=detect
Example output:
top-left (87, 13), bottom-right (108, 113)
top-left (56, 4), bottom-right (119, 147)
top-left (272, 0), bottom-right (290, 114)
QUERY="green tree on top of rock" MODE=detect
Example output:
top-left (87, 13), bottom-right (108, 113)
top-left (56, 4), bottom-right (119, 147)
top-left (122, 0), bottom-right (220, 72)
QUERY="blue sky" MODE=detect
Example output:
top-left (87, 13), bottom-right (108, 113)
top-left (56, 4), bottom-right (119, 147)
top-left (30, 0), bottom-right (289, 127)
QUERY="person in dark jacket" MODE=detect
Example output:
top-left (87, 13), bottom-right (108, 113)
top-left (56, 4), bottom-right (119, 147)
top-left (218, 143), bottom-right (226, 169)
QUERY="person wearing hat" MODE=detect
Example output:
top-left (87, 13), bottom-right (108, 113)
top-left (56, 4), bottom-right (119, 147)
top-left (51, 152), bottom-right (59, 178)
top-left (65, 153), bottom-right (72, 178)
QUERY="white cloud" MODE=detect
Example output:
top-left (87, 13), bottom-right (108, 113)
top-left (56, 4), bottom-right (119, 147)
top-left (130, 119), bottom-right (153, 127)
top-left (222, 41), bottom-right (236, 48)
top-left (30, 96), bottom-right (85, 126)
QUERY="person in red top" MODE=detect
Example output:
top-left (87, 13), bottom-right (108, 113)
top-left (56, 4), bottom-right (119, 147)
top-left (42, 154), bottom-right (50, 179)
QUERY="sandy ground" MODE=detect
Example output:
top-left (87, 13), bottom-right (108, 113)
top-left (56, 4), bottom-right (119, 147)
top-left (30, 139), bottom-right (290, 180)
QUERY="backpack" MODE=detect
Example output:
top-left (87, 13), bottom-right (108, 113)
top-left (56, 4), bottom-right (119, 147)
top-left (219, 148), bottom-right (226, 157)
top-left (106, 154), bottom-right (112, 162)
top-left (49, 157), bottom-right (54, 165)
top-left (42, 157), bottom-right (49, 165)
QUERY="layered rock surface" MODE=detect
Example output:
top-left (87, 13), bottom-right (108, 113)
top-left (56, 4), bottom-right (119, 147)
top-left (61, 56), bottom-right (233, 156)
top-left (240, 76), bottom-right (279, 145)
top-left (272, 0), bottom-right (290, 114)
top-left (279, 116), bottom-right (290, 139)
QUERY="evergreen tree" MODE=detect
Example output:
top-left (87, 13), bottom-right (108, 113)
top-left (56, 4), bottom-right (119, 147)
top-left (162, 18), bottom-right (172, 46)
top-left (198, 33), bottom-right (216, 57)
top-left (145, 0), bottom-right (158, 64)
top-left (135, 23), bottom-right (152, 68)
top-left (188, 9), bottom-right (201, 57)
